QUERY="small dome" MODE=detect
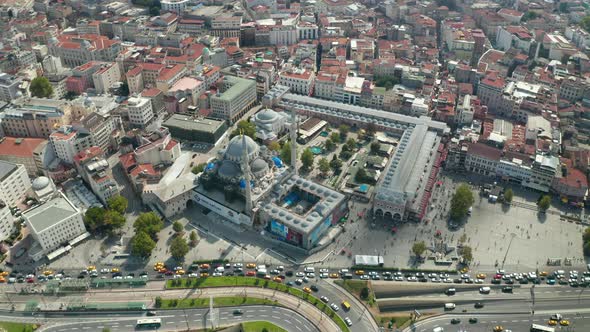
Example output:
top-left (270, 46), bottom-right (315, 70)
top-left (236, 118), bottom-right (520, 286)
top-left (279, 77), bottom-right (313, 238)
top-left (218, 160), bottom-right (241, 179)
top-left (255, 108), bottom-right (279, 122)
top-left (250, 158), bottom-right (268, 175)
top-left (32, 176), bottom-right (50, 191)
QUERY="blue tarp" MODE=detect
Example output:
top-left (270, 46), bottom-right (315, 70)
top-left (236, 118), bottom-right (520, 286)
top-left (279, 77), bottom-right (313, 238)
top-left (271, 156), bottom-right (283, 168)
top-left (206, 162), bottom-right (215, 171)
top-left (240, 179), bottom-right (255, 188)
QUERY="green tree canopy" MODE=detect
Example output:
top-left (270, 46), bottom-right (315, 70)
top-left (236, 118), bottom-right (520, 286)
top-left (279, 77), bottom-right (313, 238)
top-left (131, 231), bottom-right (156, 258)
top-left (461, 245), bottom-right (473, 263)
top-left (230, 120), bottom-right (256, 139)
top-left (170, 236), bottom-right (189, 261)
top-left (330, 132), bottom-right (341, 143)
top-left (503, 188), bottom-right (513, 203)
top-left (192, 163), bottom-right (206, 174)
top-left (104, 211), bottom-right (126, 235)
top-left (84, 206), bottom-right (106, 233)
top-left (318, 157), bottom-right (330, 175)
top-left (107, 195), bottom-right (128, 215)
top-left (324, 139), bottom-right (336, 151)
top-left (360, 287), bottom-right (370, 299)
top-left (538, 195), bottom-right (551, 211)
top-left (583, 227), bottom-right (590, 243)
top-left (134, 212), bottom-right (164, 240)
top-left (280, 141), bottom-right (292, 165)
top-left (117, 81), bottom-right (129, 96)
top-left (346, 138), bottom-right (356, 151)
top-left (582, 16), bottom-right (590, 32)
top-left (172, 221), bottom-right (184, 234)
top-left (301, 147), bottom-right (314, 170)
top-left (450, 184), bottom-right (475, 220)
top-left (412, 241), bottom-right (427, 258)
top-left (370, 142), bottom-right (381, 154)
top-left (330, 155), bottom-right (343, 172)
top-left (189, 230), bottom-right (198, 247)
top-left (268, 141), bottom-right (280, 151)
top-left (522, 11), bottom-right (539, 22)
top-left (29, 77), bottom-right (54, 98)
top-left (339, 124), bottom-right (350, 138)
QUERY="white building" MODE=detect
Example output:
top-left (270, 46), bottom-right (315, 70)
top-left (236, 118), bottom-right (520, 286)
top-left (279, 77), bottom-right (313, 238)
top-left (210, 76), bottom-right (257, 124)
top-left (49, 126), bottom-right (93, 164)
top-left (127, 96), bottom-right (154, 128)
top-left (160, 0), bottom-right (189, 13)
top-left (279, 69), bottom-right (315, 95)
top-left (0, 161), bottom-right (32, 207)
top-left (251, 108), bottom-right (290, 141)
top-left (92, 62), bottom-right (121, 94)
top-left (24, 192), bottom-right (88, 261)
top-left (0, 73), bottom-right (22, 102)
top-left (0, 201), bottom-right (14, 241)
top-left (496, 26), bottom-right (533, 52)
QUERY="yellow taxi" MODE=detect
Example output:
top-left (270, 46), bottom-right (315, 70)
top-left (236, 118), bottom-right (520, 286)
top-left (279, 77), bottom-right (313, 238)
top-left (154, 262), bottom-right (165, 270)
top-left (176, 269), bottom-right (185, 275)
top-left (0, 277), bottom-right (6, 283)
top-left (200, 272), bottom-right (209, 277)
top-left (493, 326), bottom-right (504, 332)
top-left (43, 270), bottom-right (53, 276)
top-left (539, 271), bottom-right (548, 277)
top-left (355, 270), bottom-right (365, 276)
top-left (303, 287), bottom-right (312, 293)
top-left (548, 320), bottom-right (558, 326)
top-left (199, 264), bottom-right (210, 270)
top-left (329, 273), bottom-right (339, 278)
top-left (560, 320), bottom-right (570, 326)
top-left (272, 276), bottom-right (282, 283)
top-left (0, 271), bottom-right (9, 277)
top-left (87, 265), bottom-right (96, 271)
top-left (460, 267), bottom-right (469, 273)
top-left (246, 263), bottom-right (257, 269)
top-left (111, 268), bottom-right (120, 273)
top-left (476, 273), bottom-right (486, 279)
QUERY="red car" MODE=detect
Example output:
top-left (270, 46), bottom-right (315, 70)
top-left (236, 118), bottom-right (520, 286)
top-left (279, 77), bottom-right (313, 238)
top-left (26, 278), bottom-right (34, 283)
top-left (165, 270), bottom-right (174, 276)
top-left (246, 271), bottom-right (256, 277)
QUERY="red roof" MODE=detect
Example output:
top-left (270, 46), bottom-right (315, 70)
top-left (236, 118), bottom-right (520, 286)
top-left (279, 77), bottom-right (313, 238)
top-left (164, 139), bottom-right (178, 151)
top-left (0, 137), bottom-right (46, 157)
top-left (130, 164), bottom-right (159, 177)
top-left (468, 142), bottom-right (502, 161)
top-left (141, 88), bottom-right (162, 97)
top-left (73, 146), bottom-right (103, 164)
top-left (119, 152), bottom-right (137, 170)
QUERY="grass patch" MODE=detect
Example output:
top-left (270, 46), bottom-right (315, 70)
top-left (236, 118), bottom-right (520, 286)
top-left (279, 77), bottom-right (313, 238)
top-left (165, 277), bottom-right (349, 332)
top-left (379, 315), bottom-right (412, 329)
top-left (335, 280), bottom-right (375, 306)
top-left (158, 296), bottom-right (277, 309)
top-left (241, 321), bottom-right (288, 332)
top-left (0, 322), bottom-right (38, 332)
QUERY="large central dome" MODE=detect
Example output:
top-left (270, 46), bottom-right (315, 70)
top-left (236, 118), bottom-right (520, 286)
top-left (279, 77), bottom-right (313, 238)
top-left (224, 135), bottom-right (260, 162)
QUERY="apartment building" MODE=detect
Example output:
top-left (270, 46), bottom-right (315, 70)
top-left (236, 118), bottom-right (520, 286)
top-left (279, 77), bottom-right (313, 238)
top-left (73, 147), bottom-right (119, 205)
top-left (464, 142), bottom-right (502, 176)
top-left (496, 26), bottom-right (533, 53)
top-left (0, 73), bottom-right (23, 102)
top-left (0, 161), bottom-right (32, 207)
top-left (79, 112), bottom-right (120, 153)
top-left (477, 72), bottom-right (506, 113)
top-left (161, 0), bottom-right (189, 13)
top-left (49, 126), bottom-right (93, 164)
top-left (0, 201), bottom-right (14, 241)
top-left (155, 64), bottom-right (186, 93)
top-left (0, 137), bottom-right (48, 176)
top-left (279, 69), bottom-right (315, 95)
top-left (127, 96), bottom-right (154, 128)
top-left (92, 62), bottom-right (121, 94)
top-left (25, 192), bottom-right (87, 261)
top-left (48, 34), bottom-right (122, 68)
top-left (210, 76), bottom-right (257, 123)
top-left (210, 16), bottom-right (242, 38)
top-left (1, 105), bottom-right (65, 139)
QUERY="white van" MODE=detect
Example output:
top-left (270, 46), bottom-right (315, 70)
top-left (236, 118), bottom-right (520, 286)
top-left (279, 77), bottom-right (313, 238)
top-left (444, 303), bottom-right (456, 310)
top-left (304, 267), bottom-right (315, 273)
top-left (433, 327), bottom-right (444, 332)
top-left (256, 265), bottom-right (266, 271)
top-left (215, 266), bottom-right (224, 273)
top-left (479, 286), bottom-right (491, 294)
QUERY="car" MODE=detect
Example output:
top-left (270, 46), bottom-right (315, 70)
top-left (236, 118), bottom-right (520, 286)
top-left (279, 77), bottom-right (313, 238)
top-left (479, 287), bottom-right (490, 294)
top-left (475, 279), bottom-right (484, 284)
top-left (469, 317), bottom-right (478, 323)
top-left (246, 271), bottom-right (256, 277)
top-left (273, 277), bottom-right (282, 283)
top-left (560, 320), bottom-right (570, 326)
top-left (371, 275), bottom-right (380, 280)
top-left (330, 303), bottom-right (339, 311)
top-left (344, 317), bottom-right (352, 326)
top-left (296, 272), bottom-right (305, 277)
top-left (111, 268), bottom-right (120, 273)
top-left (547, 279), bottom-right (556, 285)
top-left (320, 296), bottom-right (329, 303)
top-left (286, 281), bottom-right (294, 286)
top-left (360, 275), bottom-right (370, 280)
top-left (550, 314), bottom-right (563, 321)
top-left (233, 309), bottom-right (243, 315)
top-left (407, 276), bottom-right (418, 282)
top-left (306, 272), bottom-right (315, 278)
top-left (295, 279), bottom-right (303, 285)
top-left (355, 270), bottom-right (365, 275)
top-left (394, 276), bottom-right (404, 281)
top-left (233, 263), bottom-right (243, 268)
top-left (451, 318), bottom-right (461, 324)
top-left (453, 278), bottom-right (462, 284)
top-left (319, 268), bottom-right (329, 273)
top-left (303, 277), bottom-right (309, 283)
top-left (539, 271), bottom-right (548, 277)
top-left (286, 271), bottom-right (294, 277)
top-left (443, 278), bottom-right (453, 283)
top-left (474, 302), bottom-right (484, 308)
top-left (270, 270), bottom-right (280, 275)
top-left (493, 326), bottom-right (504, 332)
top-left (200, 272), bottom-right (209, 277)
top-left (303, 287), bottom-right (312, 293)
top-left (505, 279), bottom-right (514, 284)
top-left (246, 263), bottom-right (256, 269)
top-left (476, 273), bottom-right (486, 279)
top-left (310, 285), bottom-right (318, 292)
top-left (548, 320), bottom-right (557, 326)
top-left (445, 288), bottom-right (456, 295)
top-left (176, 270), bottom-right (185, 275)
top-left (147, 311), bottom-right (157, 316)
top-left (329, 273), bottom-right (339, 278)
top-left (320, 273), bottom-right (329, 279)
top-left (263, 275), bottom-right (271, 280)
top-left (502, 286), bottom-right (513, 293)
top-left (491, 278), bottom-right (501, 284)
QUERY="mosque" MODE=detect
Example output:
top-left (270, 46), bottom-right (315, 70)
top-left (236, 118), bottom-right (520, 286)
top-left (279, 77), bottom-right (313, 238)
top-left (192, 111), bottom-right (348, 251)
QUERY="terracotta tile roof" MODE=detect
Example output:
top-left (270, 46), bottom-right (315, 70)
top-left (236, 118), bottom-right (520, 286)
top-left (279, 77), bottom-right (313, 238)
top-left (73, 146), bottom-right (103, 164)
top-left (126, 66), bottom-right (143, 77)
top-left (157, 64), bottom-right (185, 82)
top-left (164, 139), bottom-right (178, 150)
top-left (468, 142), bottom-right (502, 160)
top-left (0, 137), bottom-right (46, 157)
top-left (141, 88), bottom-right (162, 97)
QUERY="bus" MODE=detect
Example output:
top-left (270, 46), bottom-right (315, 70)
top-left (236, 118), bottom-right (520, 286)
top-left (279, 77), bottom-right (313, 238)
top-left (530, 324), bottom-right (555, 332)
top-left (136, 318), bottom-right (162, 328)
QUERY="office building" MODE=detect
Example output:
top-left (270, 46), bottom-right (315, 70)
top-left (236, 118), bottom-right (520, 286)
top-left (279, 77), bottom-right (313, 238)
top-left (210, 76), bottom-right (257, 123)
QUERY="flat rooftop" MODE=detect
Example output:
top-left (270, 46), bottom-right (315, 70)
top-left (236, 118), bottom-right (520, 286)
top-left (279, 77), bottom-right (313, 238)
top-left (24, 193), bottom-right (79, 234)
top-left (214, 76), bottom-right (256, 102)
top-left (163, 115), bottom-right (226, 133)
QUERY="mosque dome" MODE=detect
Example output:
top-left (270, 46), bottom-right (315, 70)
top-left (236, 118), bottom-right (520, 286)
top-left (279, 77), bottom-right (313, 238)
top-left (218, 160), bottom-right (241, 179)
top-left (255, 108), bottom-right (279, 123)
top-left (225, 135), bottom-right (259, 162)
top-left (32, 176), bottom-right (50, 191)
top-left (250, 158), bottom-right (269, 176)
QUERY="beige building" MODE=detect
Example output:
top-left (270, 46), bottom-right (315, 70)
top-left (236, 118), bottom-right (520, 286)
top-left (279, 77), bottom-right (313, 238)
top-left (0, 137), bottom-right (48, 176)
top-left (0, 161), bottom-right (32, 207)
top-left (210, 76), bottom-right (257, 124)
top-left (1, 104), bottom-right (65, 138)
top-left (92, 62), bottom-right (121, 94)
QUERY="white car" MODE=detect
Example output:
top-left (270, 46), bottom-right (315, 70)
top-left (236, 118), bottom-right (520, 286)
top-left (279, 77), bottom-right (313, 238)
top-left (233, 263), bottom-right (243, 268)
top-left (407, 276), bottom-right (418, 282)
top-left (188, 273), bottom-right (198, 278)
top-left (359, 275), bottom-right (370, 280)
top-left (276, 266), bottom-right (284, 271)
top-left (320, 296), bottom-right (329, 303)
top-left (270, 270), bottom-right (280, 275)
top-left (212, 272), bottom-right (223, 277)
top-left (344, 317), bottom-right (353, 326)
top-left (443, 278), bottom-right (453, 283)
top-left (303, 277), bottom-right (309, 283)
top-left (306, 273), bottom-right (315, 278)
top-left (394, 276), bottom-right (404, 281)
top-left (368, 271), bottom-right (378, 276)
top-left (320, 273), bottom-right (329, 279)
top-left (295, 279), bottom-right (303, 285)
top-left (475, 279), bottom-right (484, 284)
top-left (319, 268), bottom-right (329, 273)
top-left (296, 272), bottom-right (305, 277)
top-left (330, 303), bottom-right (340, 311)
top-left (431, 278), bottom-right (441, 283)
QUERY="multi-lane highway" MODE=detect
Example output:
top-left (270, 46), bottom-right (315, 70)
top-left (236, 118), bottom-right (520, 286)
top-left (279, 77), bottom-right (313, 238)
top-left (38, 306), bottom-right (316, 332)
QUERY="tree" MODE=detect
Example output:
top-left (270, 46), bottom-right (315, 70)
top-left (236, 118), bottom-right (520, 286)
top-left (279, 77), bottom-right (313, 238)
top-left (117, 81), bottom-right (129, 96)
top-left (538, 195), bottom-right (551, 211)
top-left (191, 163), bottom-right (206, 174)
top-left (324, 139), bottom-right (336, 151)
top-left (172, 221), bottom-right (184, 234)
top-left (522, 11), bottom-right (539, 22)
top-left (503, 188), bottom-right (513, 203)
top-left (360, 287), bottom-right (370, 300)
top-left (149, 5), bottom-right (160, 16)
top-left (301, 147), bottom-right (314, 170)
top-left (370, 141), bottom-right (381, 154)
top-left (131, 231), bottom-right (156, 258)
top-left (330, 155), bottom-right (342, 172)
top-left (189, 230), bottom-right (198, 247)
top-left (29, 77), bottom-right (54, 98)
top-left (107, 195), bottom-right (128, 215)
top-left (450, 184), bottom-right (475, 220)
top-left (134, 212), bottom-right (164, 240)
top-left (346, 138), bottom-right (356, 151)
top-left (170, 236), bottom-right (189, 261)
top-left (461, 245), bottom-right (473, 263)
top-left (280, 141), bottom-right (292, 165)
top-left (318, 158), bottom-right (330, 176)
top-left (412, 241), bottom-right (427, 258)
top-left (338, 124), bottom-right (350, 138)
top-left (64, 91), bottom-right (79, 100)
top-left (583, 228), bottom-right (590, 243)
top-left (583, 16), bottom-right (590, 32)
top-left (330, 132), bottom-right (341, 143)
top-left (268, 141), bottom-right (280, 151)
top-left (104, 211), bottom-right (126, 235)
top-left (84, 207), bottom-right (106, 232)
top-left (155, 296), bottom-right (162, 308)
top-left (230, 120), bottom-right (256, 139)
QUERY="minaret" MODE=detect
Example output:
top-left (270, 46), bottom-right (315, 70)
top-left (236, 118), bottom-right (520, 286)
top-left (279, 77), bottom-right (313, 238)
top-left (241, 134), bottom-right (253, 213)
top-left (290, 111), bottom-right (298, 175)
